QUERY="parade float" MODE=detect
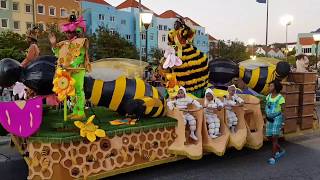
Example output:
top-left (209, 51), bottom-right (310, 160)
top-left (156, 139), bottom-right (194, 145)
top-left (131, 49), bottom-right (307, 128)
top-left (0, 16), bottom-right (318, 180)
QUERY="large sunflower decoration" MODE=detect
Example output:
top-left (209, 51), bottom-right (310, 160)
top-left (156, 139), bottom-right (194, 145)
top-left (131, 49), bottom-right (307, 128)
top-left (74, 115), bottom-right (106, 142)
top-left (52, 68), bottom-right (76, 101)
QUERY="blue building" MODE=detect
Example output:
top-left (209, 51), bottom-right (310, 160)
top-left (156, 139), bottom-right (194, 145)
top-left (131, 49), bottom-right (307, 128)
top-left (81, 0), bottom-right (209, 60)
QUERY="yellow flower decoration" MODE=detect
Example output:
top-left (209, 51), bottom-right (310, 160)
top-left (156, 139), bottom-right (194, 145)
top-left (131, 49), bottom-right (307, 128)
top-left (74, 115), bottom-right (106, 142)
top-left (52, 68), bottom-right (76, 101)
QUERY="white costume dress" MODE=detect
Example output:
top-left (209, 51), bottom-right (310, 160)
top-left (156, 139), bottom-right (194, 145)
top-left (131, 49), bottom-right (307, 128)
top-left (224, 94), bottom-right (244, 130)
top-left (204, 89), bottom-right (224, 138)
top-left (167, 87), bottom-right (202, 141)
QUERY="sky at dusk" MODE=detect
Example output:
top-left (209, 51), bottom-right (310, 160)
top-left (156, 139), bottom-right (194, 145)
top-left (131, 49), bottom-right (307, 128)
top-left (106, 0), bottom-right (320, 45)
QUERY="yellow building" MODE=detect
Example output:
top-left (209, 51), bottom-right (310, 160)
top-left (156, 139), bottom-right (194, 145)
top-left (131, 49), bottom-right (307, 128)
top-left (11, 0), bottom-right (34, 34)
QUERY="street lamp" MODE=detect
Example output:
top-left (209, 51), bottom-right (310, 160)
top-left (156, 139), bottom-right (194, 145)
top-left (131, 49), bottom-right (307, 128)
top-left (248, 38), bottom-right (256, 60)
top-left (280, 14), bottom-right (294, 60)
top-left (141, 11), bottom-right (153, 62)
top-left (313, 33), bottom-right (320, 70)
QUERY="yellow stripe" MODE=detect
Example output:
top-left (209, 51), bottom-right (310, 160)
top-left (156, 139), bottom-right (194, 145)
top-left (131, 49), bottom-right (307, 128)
top-left (134, 78), bottom-right (145, 99)
top-left (248, 68), bottom-right (260, 89)
top-left (152, 87), bottom-right (159, 99)
top-left (261, 67), bottom-right (276, 95)
top-left (153, 102), bottom-right (164, 117)
top-left (90, 80), bottom-right (104, 105)
top-left (109, 76), bottom-right (126, 111)
top-left (143, 97), bottom-right (153, 115)
top-left (239, 66), bottom-right (245, 79)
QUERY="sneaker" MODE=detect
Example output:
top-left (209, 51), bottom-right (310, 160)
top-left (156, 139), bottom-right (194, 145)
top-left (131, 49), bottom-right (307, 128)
top-left (275, 150), bottom-right (286, 159)
top-left (267, 157), bottom-right (276, 165)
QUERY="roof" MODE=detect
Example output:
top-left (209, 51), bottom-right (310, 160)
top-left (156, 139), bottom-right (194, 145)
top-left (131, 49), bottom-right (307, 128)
top-left (159, 10), bottom-right (183, 18)
top-left (208, 34), bottom-right (217, 41)
top-left (299, 37), bottom-right (315, 45)
top-left (184, 17), bottom-right (200, 26)
top-left (116, 0), bottom-right (150, 10)
top-left (84, 0), bottom-right (111, 6)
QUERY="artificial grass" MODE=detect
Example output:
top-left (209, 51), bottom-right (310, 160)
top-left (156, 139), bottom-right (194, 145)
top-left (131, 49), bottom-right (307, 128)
top-left (29, 107), bottom-right (177, 143)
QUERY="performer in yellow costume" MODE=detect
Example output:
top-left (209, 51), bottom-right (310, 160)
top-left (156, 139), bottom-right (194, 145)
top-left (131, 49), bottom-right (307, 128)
top-left (49, 15), bottom-right (91, 120)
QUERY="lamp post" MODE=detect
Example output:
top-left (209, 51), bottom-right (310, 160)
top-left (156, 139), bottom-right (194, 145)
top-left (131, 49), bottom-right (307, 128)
top-left (141, 12), bottom-right (153, 62)
top-left (248, 38), bottom-right (256, 60)
top-left (313, 33), bottom-right (320, 70)
top-left (280, 14), bottom-right (294, 60)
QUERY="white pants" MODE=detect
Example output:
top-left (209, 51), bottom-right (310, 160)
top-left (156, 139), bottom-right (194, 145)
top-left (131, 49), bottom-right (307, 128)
top-left (206, 114), bottom-right (220, 136)
top-left (183, 113), bottom-right (197, 132)
top-left (226, 109), bottom-right (238, 128)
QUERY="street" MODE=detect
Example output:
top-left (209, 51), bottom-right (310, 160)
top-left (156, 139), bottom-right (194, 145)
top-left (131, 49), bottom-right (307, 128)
top-left (1, 132), bottom-right (320, 180)
top-left (110, 132), bottom-right (320, 180)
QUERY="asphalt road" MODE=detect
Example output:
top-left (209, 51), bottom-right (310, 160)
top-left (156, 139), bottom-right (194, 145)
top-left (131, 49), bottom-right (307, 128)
top-left (109, 133), bottom-right (320, 180)
top-left (1, 133), bottom-right (320, 180)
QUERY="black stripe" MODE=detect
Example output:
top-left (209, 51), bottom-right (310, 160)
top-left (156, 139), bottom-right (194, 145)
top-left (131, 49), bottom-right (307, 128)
top-left (99, 80), bottom-right (115, 108)
top-left (144, 83), bottom-right (153, 97)
top-left (182, 48), bottom-right (197, 56)
top-left (176, 68), bottom-right (209, 82)
top-left (183, 79), bottom-right (208, 90)
top-left (148, 107), bottom-right (159, 117)
top-left (118, 79), bottom-right (136, 111)
top-left (253, 67), bottom-right (268, 93)
top-left (174, 60), bottom-right (208, 72)
top-left (180, 52), bottom-right (205, 64)
top-left (243, 69), bottom-right (252, 84)
top-left (84, 77), bottom-right (94, 100)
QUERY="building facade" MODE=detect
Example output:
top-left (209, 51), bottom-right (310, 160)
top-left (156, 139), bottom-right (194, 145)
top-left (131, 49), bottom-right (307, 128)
top-left (296, 33), bottom-right (320, 56)
top-left (0, 0), bottom-right (34, 34)
top-left (34, 0), bottom-right (81, 31)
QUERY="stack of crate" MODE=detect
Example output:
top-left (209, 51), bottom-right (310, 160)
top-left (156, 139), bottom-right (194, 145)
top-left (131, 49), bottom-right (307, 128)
top-left (281, 82), bottom-right (301, 133)
top-left (285, 72), bottom-right (317, 132)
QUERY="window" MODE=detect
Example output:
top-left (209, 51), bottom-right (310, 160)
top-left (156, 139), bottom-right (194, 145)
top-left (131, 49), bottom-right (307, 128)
top-left (141, 33), bottom-right (146, 40)
top-left (121, 19), bottom-right (126, 25)
top-left (126, 35), bottom-right (131, 40)
top-left (13, 21), bottom-right (20, 30)
top-left (110, 16), bottom-right (115, 22)
top-left (150, 33), bottom-right (154, 40)
top-left (0, 0), bottom-right (7, 9)
top-left (37, 23), bottom-right (45, 31)
top-left (110, 28), bottom-right (115, 35)
top-left (25, 4), bottom-right (31, 13)
top-left (162, 35), bottom-right (166, 42)
top-left (26, 22), bottom-right (32, 29)
top-left (37, 4), bottom-right (45, 14)
top-left (60, 8), bottom-right (67, 17)
top-left (158, 25), bottom-right (163, 30)
top-left (302, 48), bottom-right (312, 54)
top-left (12, 2), bottom-right (19, 11)
top-left (198, 30), bottom-right (200, 35)
top-left (1, 19), bottom-right (8, 28)
top-left (142, 47), bottom-right (146, 54)
top-left (49, 6), bottom-right (56, 16)
top-left (197, 40), bottom-right (200, 44)
top-left (203, 41), bottom-right (206, 46)
top-left (98, 14), bottom-right (104, 21)
top-left (164, 25), bottom-right (168, 31)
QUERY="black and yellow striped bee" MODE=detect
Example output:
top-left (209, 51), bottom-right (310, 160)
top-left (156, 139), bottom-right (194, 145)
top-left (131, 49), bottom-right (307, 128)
top-left (84, 76), bottom-right (165, 118)
top-left (209, 59), bottom-right (290, 95)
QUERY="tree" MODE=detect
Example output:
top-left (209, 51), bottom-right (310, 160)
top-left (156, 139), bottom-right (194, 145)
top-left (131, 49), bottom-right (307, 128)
top-left (0, 31), bottom-right (28, 62)
top-left (214, 40), bottom-right (250, 62)
top-left (150, 48), bottom-right (164, 65)
top-left (90, 26), bottom-right (139, 60)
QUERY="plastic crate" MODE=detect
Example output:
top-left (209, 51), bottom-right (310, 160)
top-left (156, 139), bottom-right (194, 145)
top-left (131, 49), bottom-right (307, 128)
top-left (288, 72), bottom-right (317, 83)
top-left (284, 105), bottom-right (299, 117)
top-left (300, 103), bottom-right (315, 116)
top-left (281, 82), bottom-right (300, 93)
top-left (301, 92), bottom-right (315, 104)
top-left (284, 116), bottom-right (299, 133)
top-left (301, 83), bottom-right (316, 92)
top-left (282, 93), bottom-right (300, 106)
top-left (300, 115), bottom-right (314, 130)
